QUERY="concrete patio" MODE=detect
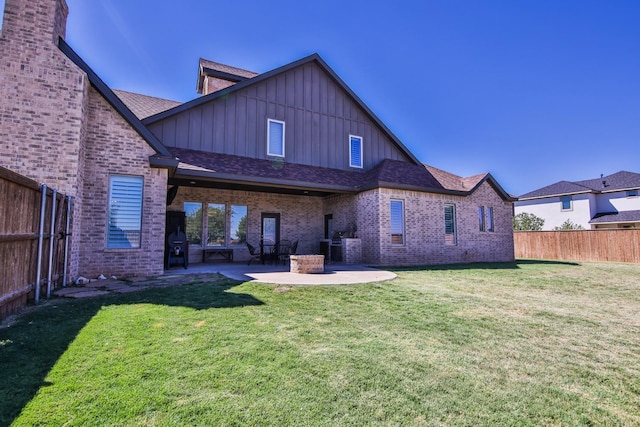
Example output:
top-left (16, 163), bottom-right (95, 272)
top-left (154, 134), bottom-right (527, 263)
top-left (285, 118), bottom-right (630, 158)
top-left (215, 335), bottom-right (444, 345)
top-left (165, 262), bottom-right (397, 285)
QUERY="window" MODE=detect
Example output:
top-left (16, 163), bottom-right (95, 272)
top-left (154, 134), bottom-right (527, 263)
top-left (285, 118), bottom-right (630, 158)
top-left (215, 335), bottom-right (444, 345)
top-left (230, 205), bottom-right (248, 245)
top-left (478, 206), bottom-right (485, 232)
top-left (185, 202), bottom-right (248, 247)
top-left (444, 204), bottom-right (456, 245)
top-left (107, 175), bottom-right (143, 249)
top-left (561, 195), bottom-right (572, 211)
top-left (349, 135), bottom-right (363, 168)
top-left (184, 202), bottom-right (203, 245)
top-left (267, 119), bottom-right (285, 157)
top-left (487, 207), bottom-right (494, 232)
top-left (627, 190), bottom-right (638, 198)
top-left (390, 199), bottom-right (405, 245)
top-left (207, 203), bottom-right (226, 246)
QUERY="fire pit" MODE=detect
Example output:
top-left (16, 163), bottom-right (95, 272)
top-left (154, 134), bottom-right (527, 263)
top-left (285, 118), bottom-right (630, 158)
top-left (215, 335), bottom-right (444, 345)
top-left (289, 255), bottom-right (325, 274)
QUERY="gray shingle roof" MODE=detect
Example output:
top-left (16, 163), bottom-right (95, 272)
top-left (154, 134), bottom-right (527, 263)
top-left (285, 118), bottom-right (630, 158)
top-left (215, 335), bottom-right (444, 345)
top-left (590, 210), bottom-right (640, 224)
top-left (519, 171), bottom-right (640, 199)
top-left (113, 90), bottom-right (182, 120)
top-left (168, 147), bottom-right (513, 200)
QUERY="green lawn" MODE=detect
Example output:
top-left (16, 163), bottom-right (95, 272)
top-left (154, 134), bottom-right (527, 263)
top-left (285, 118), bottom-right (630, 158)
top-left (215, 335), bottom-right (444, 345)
top-left (1, 260), bottom-right (639, 426)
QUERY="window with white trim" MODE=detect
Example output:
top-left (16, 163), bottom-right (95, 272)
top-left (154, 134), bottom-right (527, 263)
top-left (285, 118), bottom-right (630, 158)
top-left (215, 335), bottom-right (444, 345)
top-left (478, 206), bottom-right (485, 232)
top-left (444, 204), bottom-right (457, 245)
top-left (561, 195), bottom-right (572, 211)
top-left (390, 199), bottom-right (405, 245)
top-left (487, 207), bottom-right (494, 232)
top-left (107, 175), bottom-right (143, 249)
top-left (349, 135), bottom-right (363, 168)
top-left (267, 119), bottom-right (285, 157)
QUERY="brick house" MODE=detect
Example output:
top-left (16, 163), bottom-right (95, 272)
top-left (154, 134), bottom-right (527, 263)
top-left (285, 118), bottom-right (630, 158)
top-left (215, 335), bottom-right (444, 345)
top-left (0, 0), bottom-right (514, 282)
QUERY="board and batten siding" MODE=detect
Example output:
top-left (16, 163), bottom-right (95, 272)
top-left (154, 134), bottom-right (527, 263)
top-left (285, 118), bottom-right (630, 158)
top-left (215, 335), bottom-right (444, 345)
top-left (148, 62), bottom-right (412, 171)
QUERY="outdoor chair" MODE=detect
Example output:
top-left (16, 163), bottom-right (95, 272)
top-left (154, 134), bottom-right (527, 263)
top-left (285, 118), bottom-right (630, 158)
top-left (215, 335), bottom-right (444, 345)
top-left (277, 239), bottom-right (293, 265)
top-left (246, 242), bottom-right (262, 265)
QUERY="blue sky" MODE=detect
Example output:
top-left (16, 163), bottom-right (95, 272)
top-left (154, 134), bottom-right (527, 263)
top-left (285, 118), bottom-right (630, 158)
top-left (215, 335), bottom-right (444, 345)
top-left (59, 0), bottom-right (640, 196)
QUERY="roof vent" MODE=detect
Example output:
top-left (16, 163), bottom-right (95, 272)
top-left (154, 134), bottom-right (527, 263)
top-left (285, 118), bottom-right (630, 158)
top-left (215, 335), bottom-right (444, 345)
top-left (601, 173), bottom-right (608, 188)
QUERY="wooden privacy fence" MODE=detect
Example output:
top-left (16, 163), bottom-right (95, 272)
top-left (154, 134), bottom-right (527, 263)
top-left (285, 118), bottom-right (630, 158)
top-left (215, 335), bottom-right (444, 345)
top-left (514, 230), bottom-right (640, 263)
top-left (0, 166), bottom-right (72, 319)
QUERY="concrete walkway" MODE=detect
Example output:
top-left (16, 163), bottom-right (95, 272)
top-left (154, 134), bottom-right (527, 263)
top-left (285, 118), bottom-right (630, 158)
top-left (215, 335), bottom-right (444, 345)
top-left (53, 263), bottom-right (396, 299)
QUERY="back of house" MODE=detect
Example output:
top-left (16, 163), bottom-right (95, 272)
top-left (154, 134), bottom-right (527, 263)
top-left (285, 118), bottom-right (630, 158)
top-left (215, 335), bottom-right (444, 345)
top-left (0, 0), bottom-right (515, 291)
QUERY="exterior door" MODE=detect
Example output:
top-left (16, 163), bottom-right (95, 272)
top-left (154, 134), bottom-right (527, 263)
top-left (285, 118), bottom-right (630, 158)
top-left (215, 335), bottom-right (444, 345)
top-left (261, 213), bottom-right (280, 262)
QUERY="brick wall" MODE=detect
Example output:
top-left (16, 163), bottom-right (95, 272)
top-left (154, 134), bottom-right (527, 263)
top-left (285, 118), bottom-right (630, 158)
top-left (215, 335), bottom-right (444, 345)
top-left (203, 76), bottom-right (235, 95)
top-left (164, 182), bottom-right (513, 267)
top-left (373, 182), bottom-right (514, 266)
top-left (77, 87), bottom-right (167, 278)
top-left (0, 0), bottom-right (86, 193)
top-left (0, 0), bottom-right (89, 280)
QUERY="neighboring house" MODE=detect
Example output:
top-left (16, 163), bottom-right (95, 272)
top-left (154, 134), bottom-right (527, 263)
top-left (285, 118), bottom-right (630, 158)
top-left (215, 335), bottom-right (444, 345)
top-left (0, 0), bottom-right (514, 282)
top-left (515, 171), bottom-right (640, 230)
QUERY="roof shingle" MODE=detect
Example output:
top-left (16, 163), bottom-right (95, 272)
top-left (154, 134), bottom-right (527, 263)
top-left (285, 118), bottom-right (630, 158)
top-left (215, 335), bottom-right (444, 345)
top-left (590, 210), bottom-right (640, 224)
top-left (518, 171), bottom-right (640, 199)
top-left (113, 90), bottom-right (182, 120)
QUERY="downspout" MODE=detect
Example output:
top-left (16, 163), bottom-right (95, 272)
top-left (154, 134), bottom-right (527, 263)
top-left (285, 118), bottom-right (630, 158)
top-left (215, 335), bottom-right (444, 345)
top-left (46, 189), bottom-right (57, 299)
top-left (35, 184), bottom-right (47, 303)
top-left (62, 195), bottom-right (72, 287)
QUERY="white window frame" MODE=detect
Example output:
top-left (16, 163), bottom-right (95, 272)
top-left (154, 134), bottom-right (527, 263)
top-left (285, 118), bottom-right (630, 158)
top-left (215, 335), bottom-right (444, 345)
top-left (106, 175), bottom-right (143, 249)
top-left (561, 195), bottom-right (573, 211)
top-left (444, 204), bottom-right (457, 245)
top-left (487, 207), bottom-right (494, 232)
top-left (478, 206), bottom-right (485, 232)
top-left (390, 199), bottom-right (405, 246)
top-left (267, 119), bottom-right (285, 158)
top-left (349, 135), bottom-right (363, 168)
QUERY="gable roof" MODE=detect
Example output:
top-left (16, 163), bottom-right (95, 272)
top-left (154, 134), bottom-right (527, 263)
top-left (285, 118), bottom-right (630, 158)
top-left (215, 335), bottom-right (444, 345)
top-left (144, 53), bottom-right (422, 166)
top-left (113, 90), bottom-right (182, 120)
top-left (424, 165), bottom-right (514, 201)
top-left (519, 171), bottom-right (640, 200)
top-left (58, 38), bottom-right (174, 158)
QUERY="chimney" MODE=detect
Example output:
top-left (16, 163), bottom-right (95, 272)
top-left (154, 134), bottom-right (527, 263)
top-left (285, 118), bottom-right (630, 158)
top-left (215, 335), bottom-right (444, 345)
top-left (196, 58), bottom-right (258, 95)
top-left (1, 0), bottom-right (69, 48)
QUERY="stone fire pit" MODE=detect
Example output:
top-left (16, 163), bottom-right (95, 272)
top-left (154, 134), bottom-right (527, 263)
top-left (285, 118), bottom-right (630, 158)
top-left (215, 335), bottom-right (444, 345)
top-left (290, 254), bottom-right (325, 274)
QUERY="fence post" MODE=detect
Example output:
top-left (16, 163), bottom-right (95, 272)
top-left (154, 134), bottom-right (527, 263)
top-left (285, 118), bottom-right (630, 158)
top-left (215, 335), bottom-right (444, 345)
top-left (46, 189), bottom-right (57, 299)
top-left (35, 184), bottom-right (47, 303)
top-left (62, 195), bottom-right (72, 287)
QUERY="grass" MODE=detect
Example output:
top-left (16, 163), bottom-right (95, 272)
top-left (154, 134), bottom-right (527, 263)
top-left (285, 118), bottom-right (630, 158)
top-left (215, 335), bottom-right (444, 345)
top-left (1, 260), bottom-right (639, 426)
